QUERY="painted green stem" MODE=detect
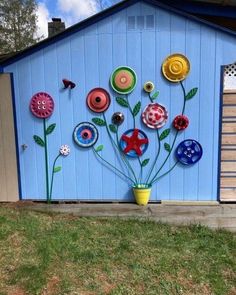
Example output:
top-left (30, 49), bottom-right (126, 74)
top-left (115, 128), bottom-right (138, 184)
top-left (180, 81), bottom-right (187, 114)
top-left (151, 161), bottom-right (179, 184)
top-left (145, 91), bottom-right (161, 183)
top-left (145, 129), bottom-right (160, 183)
top-left (43, 119), bottom-right (50, 203)
top-left (148, 92), bottom-right (154, 103)
top-left (148, 81), bottom-right (186, 185)
top-left (49, 153), bottom-right (61, 202)
top-left (93, 148), bottom-right (136, 185)
top-left (149, 131), bottom-right (179, 185)
top-left (103, 113), bottom-right (138, 184)
top-left (126, 95), bottom-right (135, 129)
top-left (138, 157), bottom-right (143, 183)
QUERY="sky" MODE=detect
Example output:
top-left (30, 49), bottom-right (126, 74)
top-left (35, 0), bottom-right (116, 39)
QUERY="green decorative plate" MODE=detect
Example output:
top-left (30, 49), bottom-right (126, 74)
top-left (110, 66), bottom-right (137, 94)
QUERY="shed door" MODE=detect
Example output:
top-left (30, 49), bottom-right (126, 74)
top-left (0, 74), bottom-right (19, 201)
top-left (220, 90), bottom-right (236, 201)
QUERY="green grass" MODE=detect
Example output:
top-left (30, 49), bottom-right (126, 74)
top-left (0, 206), bottom-right (235, 295)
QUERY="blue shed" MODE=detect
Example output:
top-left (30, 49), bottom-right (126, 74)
top-left (1, 0), bottom-right (236, 203)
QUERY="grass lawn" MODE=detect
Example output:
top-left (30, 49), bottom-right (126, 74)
top-left (0, 206), bottom-right (235, 295)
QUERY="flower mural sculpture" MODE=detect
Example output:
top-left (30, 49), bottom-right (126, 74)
top-left (74, 54), bottom-right (202, 205)
top-left (30, 92), bottom-right (70, 203)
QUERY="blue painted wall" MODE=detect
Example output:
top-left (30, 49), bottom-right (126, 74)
top-left (4, 1), bottom-right (236, 201)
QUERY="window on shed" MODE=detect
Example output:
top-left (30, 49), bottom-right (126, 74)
top-left (146, 15), bottom-right (155, 29)
top-left (137, 16), bottom-right (145, 29)
top-left (128, 16), bottom-right (135, 30)
top-left (127, 15), bottom-right (155, 30)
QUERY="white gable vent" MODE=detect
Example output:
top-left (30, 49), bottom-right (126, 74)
top-left (224, 63), bottom-right (236, 91)
top-left (127, 15), bottom-right (155, 30)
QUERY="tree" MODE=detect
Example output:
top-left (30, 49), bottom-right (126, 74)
top-left (0, 0), bottom-right (39, 54)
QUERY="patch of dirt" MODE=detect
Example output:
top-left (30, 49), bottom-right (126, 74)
top-left (98, 273), bottom-right (116, 294)
top-left (229, 287), bottom-right (236, 295)
top-left (163, 272), bottom-right (213, 295)
top-left (8, 232), bottom-right (23, 248)
top-left (41, 276), bottom-right (60, 295)
top-left (223, 269), bottom-right (236, 280)
top-left (74, 292), bottom-right (95, 295)
top-left (7, 286), bottom-right (26, 295)
top-left (0, 201), bottom-right (36, 209)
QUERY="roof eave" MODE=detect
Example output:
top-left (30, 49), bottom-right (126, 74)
top-left (1, 0), bottom-right (236, 67)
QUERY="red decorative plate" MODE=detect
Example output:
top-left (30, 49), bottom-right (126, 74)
top-left (142, 103), bottom-right (168, 129)
top-left (173, 115), bottom-right (189, 130)
top-left (86, 88), bottom-right (110, 113)
top-left (120, 129), bottom-right (149, 158)
top-left (30, 92), bottom-right (54, 119)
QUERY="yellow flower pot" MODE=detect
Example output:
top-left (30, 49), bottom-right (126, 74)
top-left (133, 185), bottom-right (152, 206)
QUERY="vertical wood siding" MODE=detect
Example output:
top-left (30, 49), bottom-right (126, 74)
top-left (0, 74), bottom-right (19, 201)
top-left (4, 2), bottom-right (236, 201)
top-left (221, 91), bottom-right (236, 201)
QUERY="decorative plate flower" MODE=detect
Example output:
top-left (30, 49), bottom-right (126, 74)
top-left (30, 92), bottom-right (54, 118)
top-left (142, 103), bottom-right (168, 129)
top-left (60, 144), bottom-right (70, 156)
top-left (162, 54), bottom-right (190, 82)
top-left (73, 122), bottom-right (99, 148)
top-left (110, 66), bottom-right (137, 95)
top-left (143, 81), bottom-right (155, 93)
top-left (112, 112), bottom-right (124, 126)
top-left (120, 128), bottom-right (149, 157)
top-left (173, 115), bottom-right (189, 130)
top-left (86, 88), bottom-right (111, 113)
top-left (176, 139), bottom-right (203, 165)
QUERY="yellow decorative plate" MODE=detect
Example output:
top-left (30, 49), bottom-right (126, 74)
top-left (162, 54), bottom-right (190, 82)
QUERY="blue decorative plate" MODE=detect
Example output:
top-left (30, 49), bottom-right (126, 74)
top-left (73, 122), bottom-right (98, 148)
top-left (176, 139), bottom-right (203, 165)
top-left (120, 128), bottom-right (149, 158)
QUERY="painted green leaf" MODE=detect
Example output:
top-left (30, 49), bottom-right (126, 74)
top-left (92, 117), bottom-right (106, 126)
top-left (33, 135), bottom-right (45, 147)
top-left (54, 166), bottom-right (62, 173)
top-left (116, 97), bottom-right (129, 107)
top-left (164, 143), bottom-right (171, 153)
top-left (95, 145), bottom-right (104, 152)
top-left (141, 158), bottom-right (150, 167)
top-left (132, 101), bottom-right (141, 117)
top-left (109, 124), bottom-right (117, 133)
top-left (159, 129), bottom-right (170, 141)
top-left (185, 87), bottom-right (198, 100)
top-left (151, 91), bottom-right (159, 100)
top-left (46, 123), bottom-right (56, 135)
